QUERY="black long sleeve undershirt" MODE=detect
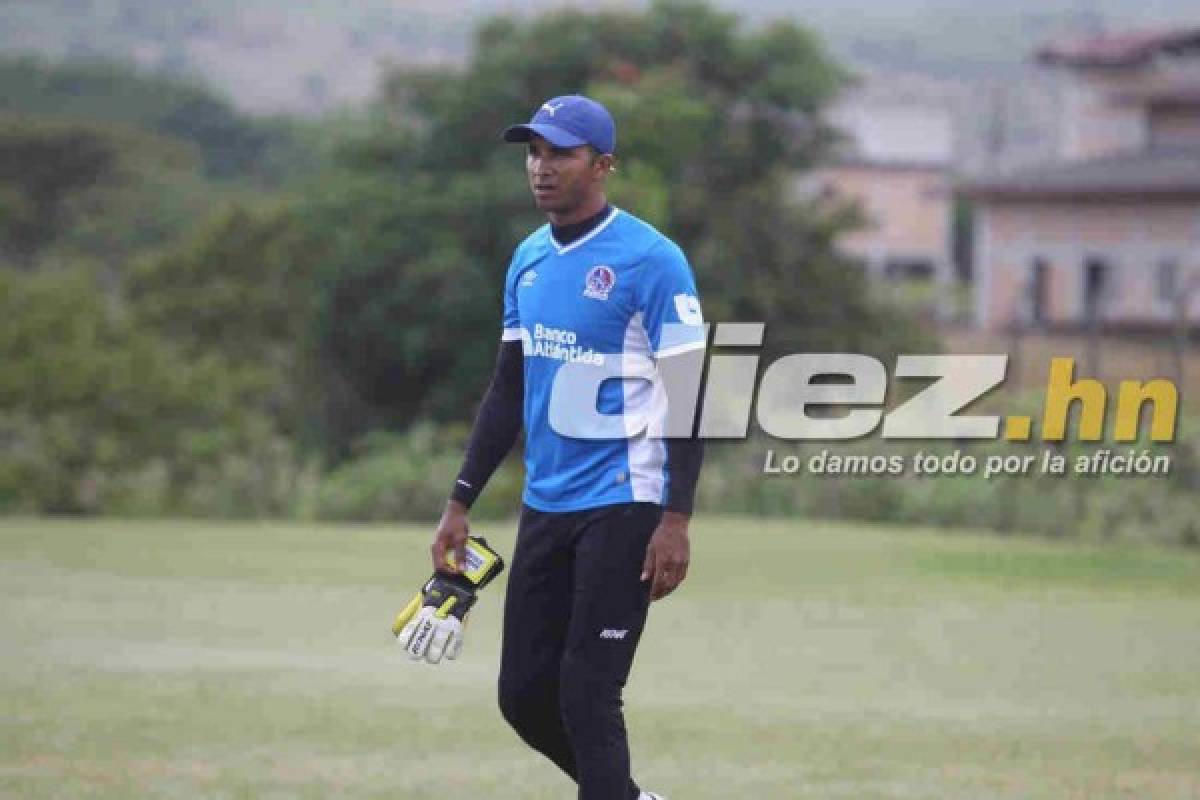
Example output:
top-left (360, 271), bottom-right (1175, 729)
top-left (660, 348), bottom-right (705, 515)
top-left (451, 339), bottom-right (524, 509)
top-left (664, 435), bottom-right (703, 515)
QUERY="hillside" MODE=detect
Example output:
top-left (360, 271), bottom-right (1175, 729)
top-left (3, 0), bottom-right (1199, 113)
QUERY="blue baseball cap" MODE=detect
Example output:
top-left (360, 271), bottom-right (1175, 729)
top-left (503, 95), bottom-right (616, 155)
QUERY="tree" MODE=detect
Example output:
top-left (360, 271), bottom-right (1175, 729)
top-left (0, 113), bottom-right (217, 268)
top-left (125, 201), bottom-right (331, 446)
top-left (303, 167), bottom-right (533, 456)
top-left (0, 56), bottom-right (300, 181)
top-left (0, 266), bottom-right (239, 512)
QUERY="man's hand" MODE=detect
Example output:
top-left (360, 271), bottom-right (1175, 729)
top-left (640, 511), bottom-right (690, 601)
top-left (432, 499), bottom-right (470, 574)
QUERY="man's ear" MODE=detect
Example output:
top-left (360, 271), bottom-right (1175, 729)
top-left (595, 153), bottom-right (616, 175)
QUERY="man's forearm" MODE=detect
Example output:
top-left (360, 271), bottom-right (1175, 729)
top-left (450, 340), bottom-right (523, 508)
top-left (659, 346), bottom-right (705, 515)
top-left (664, 436), bottom-right (703, 515)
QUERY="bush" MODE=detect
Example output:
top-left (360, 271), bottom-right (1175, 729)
top-left (309, 423), bottom-right (522, 523)
top-left (0, 266), bottom-right (318, 517)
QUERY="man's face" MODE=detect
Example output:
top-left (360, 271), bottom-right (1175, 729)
top-left (525, 135), bottom-right (609, 215)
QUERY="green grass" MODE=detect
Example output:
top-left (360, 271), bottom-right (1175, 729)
top-left (2, 517), bottom-right (1199, 799)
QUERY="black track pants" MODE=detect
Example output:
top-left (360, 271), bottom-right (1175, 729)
top-left (497, 502), bottom-right (661, 800)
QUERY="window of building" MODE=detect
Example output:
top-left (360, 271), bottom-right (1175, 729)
top-left (1028, 257), bottom-right (1050, 325)
top-left (1156, 259), bottom-right (1179, 306)
top-left (884, 257), bottom-right (935, 280)
top-left (1083, 256), bottom-right (1110, 321)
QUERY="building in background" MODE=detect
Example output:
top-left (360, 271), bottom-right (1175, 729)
top-left (806, 97), bottom-right (956, 299)
top-left (966, 28), bottom-right (1200, 331)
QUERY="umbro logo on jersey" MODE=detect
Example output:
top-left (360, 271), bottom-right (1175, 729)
top-left (583, 265), bottom-right (616, 300)
top-left (520, 270), bottom-right (538, 288)
top-left (599, 628), bottom-right (628, 640)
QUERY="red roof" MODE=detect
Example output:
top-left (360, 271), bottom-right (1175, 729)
top-left (1037, 28), bottom-right (1200, 68)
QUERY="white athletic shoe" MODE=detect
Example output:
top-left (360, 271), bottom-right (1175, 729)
top-left (639, 793), bottom-right (666, 800)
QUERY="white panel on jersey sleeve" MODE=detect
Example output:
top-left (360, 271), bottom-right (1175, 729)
top-left (501, 327), bottom-right (524, 341)
top-left (655, 321), bottom-right (707, 359)
top-left (622, 312), bottom-right (667, 503)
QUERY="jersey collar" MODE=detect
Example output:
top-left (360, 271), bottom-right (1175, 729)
top-left (549, 206), bottom-right (620, 255)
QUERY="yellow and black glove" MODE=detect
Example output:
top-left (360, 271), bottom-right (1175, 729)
top-left (393, 535), bottom-right (504, 664)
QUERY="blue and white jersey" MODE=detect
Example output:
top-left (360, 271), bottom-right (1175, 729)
top-left (501, 207), bottom-right (706, 512)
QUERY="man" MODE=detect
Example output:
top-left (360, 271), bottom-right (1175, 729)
top-left (431, 95), bottom-right (705, 800)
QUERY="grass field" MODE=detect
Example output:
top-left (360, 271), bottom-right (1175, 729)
top-left (2, 517), bottom-right (1199, 799)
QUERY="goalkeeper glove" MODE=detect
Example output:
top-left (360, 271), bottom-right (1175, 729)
top-left (393, 535), bottom-right (504, 664)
